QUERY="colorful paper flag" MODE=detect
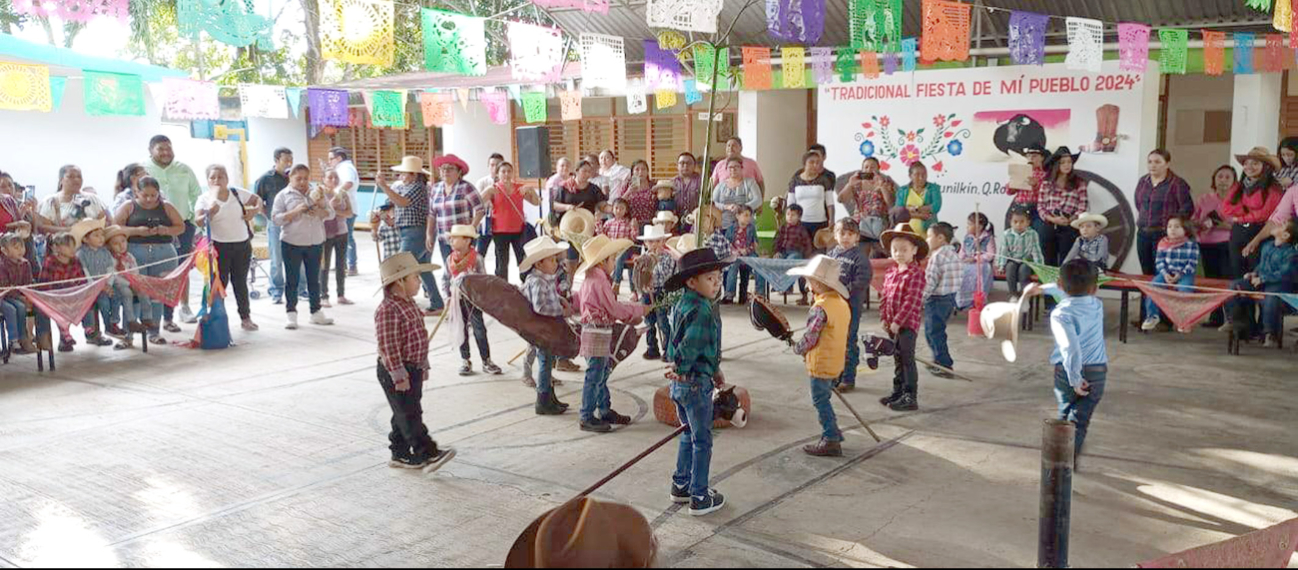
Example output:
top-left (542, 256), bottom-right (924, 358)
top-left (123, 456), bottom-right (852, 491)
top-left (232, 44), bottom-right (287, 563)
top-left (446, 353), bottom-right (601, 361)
top-left (693, 44), bottom-right (730, 89)
top-left (531, 0), bottom-right (607, 14)
top-left (1245, 0), bottom-right (1271, 10)
top-left (850, 0), bottom-right (902, 51)
top-left (176, 0), bottom-right (273, 49)
top-left (1264, 34), bottom-right (1286, 72)
top-left (14, 0), bottom-right (127, 22)
top-left (742, 46), bottom-right (773, 90)
top-left (480, 90), bottom-right (510, 125)
top-left (162, 77), bottom-right (219, 121)
top-left (1008, 11), bottom-right (1048, 66)
top-left (580, 33), bottom-right (627, 91)
top-left (655, 88), bottom-right (677, 109)
top-left (419, 91), bottom-right (453, 127)
top-left (508, 22), bottom-right (565, 83)
top-left (320, 0), bottom-right (394, 66)
top-left (901, 37), bottom-right (917, 71)
top-left (810, 46), bottom-right (833, 84)
top-left (370, 90), bottom-right (407, 128)
top-left (646, 0), bottom-right (722, 34)
top-left (1117, 22), bottom-right (1150, 72)
top-left (835, 47), bottom-right (858, 82)
top-left (49, 75), bottom-right (66, 111)
top-left (1275, 0), bottom-right (1293, 32)
top-left (767, 0), bottom-right (825, 45)
top-left (286, 87), bottom-right (303, 118)
top-left (1236, 32), bottom-right (1256, 74)
top-left (83, 70), bottom-right (145, 117)
top-left (627, 79), bottom-right (647, 114)
top-left (239, 84), bottom-right (289, 119)
top-left (0, 62), bottom-right (52, 112)
top-left (1203, 30), bottom-right (1227, 76)
top-left (1065, 17), bottom-right (1104, 73)
top-left (782, 46), bottom-right (806, 88)
top-left (422, 9), bottom-right (487, 76)
top-left (882, 52), bottom-right (898, 75)
top-left (920, 0), bottom-right (971, 63)
top-left (683, 79), bottom-right (702, 104)
top-left (1158, 28), bottom-right (1188, 75)
top-left (457, 87), bottom-right (471, 110)
top-left (308, 88), bottom-right (350, 127)
top-left (560, 90), bottom-right (582, 120)
top-left (860, 50), bottom-right (880, 79)
top-left (645, 39), bottom-right (683, 90)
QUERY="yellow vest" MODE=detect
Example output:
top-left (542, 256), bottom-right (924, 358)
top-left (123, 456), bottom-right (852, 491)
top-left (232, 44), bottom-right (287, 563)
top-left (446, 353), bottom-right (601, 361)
top-left (806, 291), bottom-right (851, 379)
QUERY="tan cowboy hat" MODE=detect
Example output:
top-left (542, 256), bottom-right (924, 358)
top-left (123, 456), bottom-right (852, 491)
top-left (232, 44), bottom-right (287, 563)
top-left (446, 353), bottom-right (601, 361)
top-left (880, 223), bottom-right (930, 261)
top-left (518, 236), bottom-right (570, 273)
top-left (103, 225), bottom-right (128, 242)
top-left (813, 227), bottom-right (836, 251)
top-left (1070, 212), bottom-right (1109, 230)
top-left (653, 179), bottom-right (675, 191)
top-left (1235, 146), bottom-right (1283, 172)
top-left (69, 218), bottom-right (106, 247)
top-left (503, 497), bottom-right (656, 568)
top-left (980, 286), bottom-right (1033, 362)
top-left (637, 224), bottom-right (671, 242)
top-left (787, 255), bottom-right (849, 299)
top-left (559, 208), bottom-right (597, 238)
top-left (448, 224), bottom-right (479, 240)
top-left (576, 235), bottom-right (634, 276)
top-left (685, 205), bottom-right (722, 230)
top-left (668, 233), bottom-right (697, 257)
top-left (391, 156), bottom-right (432, 175)
top-left (376, 251), bottom-right (442, 293)
top-left (652, 210), bottom-right (679, 226)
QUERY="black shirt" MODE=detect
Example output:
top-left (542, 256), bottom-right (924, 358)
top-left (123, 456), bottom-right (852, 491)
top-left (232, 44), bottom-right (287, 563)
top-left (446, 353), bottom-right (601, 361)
top-left (558, 183), bottom-right (603, 215)
top-left (254, 169), bottom-right (289, 211)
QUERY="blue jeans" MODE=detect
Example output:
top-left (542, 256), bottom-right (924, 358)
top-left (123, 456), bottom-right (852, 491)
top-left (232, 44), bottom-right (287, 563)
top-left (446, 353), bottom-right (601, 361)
top-left (1144, 273), bottom-right (1195, 320)
top-left (110, 279), bottom-right (146, 325)
top-left (1226, 280), bottom-right (1294, 336)
top-left (535, 347), bottom-right (554, 396)
top-left (345, 216), bottom-right (357, 270)
top-left (128, 242), bottom-right (178, 335)
top-left (839, 298), bottom-right (864, 386)
top-left (1053, 364), bottom-right (1107, 453)
top-left (163, 221), bottom-right (196, 322)
top-left (612, 249), bottom-right (633, 288)
top-left (580, 356), bottom-right (614, 423)
top-left (643, 291), bottom-right (671, 355)
top-left (81, 292), bottom-right (112, 333)
top-left (1, 298), bottom-right (27, 343)
top-left (724, 264), bottom-right (752, 300)
top-left (923, 293), bottom-right (957, 369)
top-left (809, 377), bottom-right (843, 442)
top-left (399, 225), bottom-right (443, 311)
top-left (671, 376), bottom-right (714, 498)
top-left (267, 224), bottom-right (307, 300)
top-left (283, 243), bottom-right (323, 315)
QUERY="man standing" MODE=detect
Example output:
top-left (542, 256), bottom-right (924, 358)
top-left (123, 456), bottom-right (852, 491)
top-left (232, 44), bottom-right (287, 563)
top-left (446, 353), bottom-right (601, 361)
top-left (255, 147), bottom-right (299, 304)
top-left (329, 147), bottom-right (361, 275)
top-left (709, 137), bottom-right (766, 195)
top-left (474, 153), bottom-right (504, 257)
top-left (145, 134), bottom-right (202, 330)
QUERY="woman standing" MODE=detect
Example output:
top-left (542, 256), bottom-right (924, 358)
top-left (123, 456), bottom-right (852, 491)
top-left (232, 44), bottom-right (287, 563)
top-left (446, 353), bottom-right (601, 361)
top-left (672, 153), bottom-right (702, 224)
top-left (38, 165), bottom-right (109, 234)
top-left (2, 171), bottom-right (39, 267)
top-left (112, 163), bottom-right (148, 213)
top-left (545, 157), bottom-right (573, 226)
top-left (480, 161), bottom-right (541, 280)
top-left (318, 169), bottom-right (354, 307)
top-left (375, 156), bottom-right (442, 314)
top-left (837, 157), bottom-right (895, 254)
top-left (784, 151), bottom-right (837, 241)
top-left (1223, 147), bottom-right (1284, 276)
top-left (115, 177), bottom-right (185, 343)
top-left (618, 159), bottom-right (659, 228)
top-left (712, 157), bottom-right (763, 230)
top-left (896, 161), bottom-right (943, 235)
top-left (1038, 147), bottom-right (1089, 266)
top-left (1007, 144), bottom-right (1049, 235)
top-left (599, 150), bottom-right (632, 201)
top-left (195, 164), bottom-right (262, 331)
top-left (1194, 165), bottom-right (1236, 327)
top-left (272, 164), bottom-right (336, 330)
top-left (1133, 149), bottom-right (1194, 276)
top-left (427, 154), bottom-right (486, 266)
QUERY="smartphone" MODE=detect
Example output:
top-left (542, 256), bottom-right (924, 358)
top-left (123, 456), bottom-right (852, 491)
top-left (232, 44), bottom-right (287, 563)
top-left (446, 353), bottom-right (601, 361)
top-left (24, 185), bottom-right (35, 202)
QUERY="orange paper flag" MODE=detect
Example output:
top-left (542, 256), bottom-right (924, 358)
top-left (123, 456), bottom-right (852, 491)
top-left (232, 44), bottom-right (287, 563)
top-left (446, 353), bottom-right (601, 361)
top-left (860, 51), bottom-right (880, 79)
top-left (920, 0), bottom-right (972, 62)
top-left (1203, 30), bottom-right (1226, 76)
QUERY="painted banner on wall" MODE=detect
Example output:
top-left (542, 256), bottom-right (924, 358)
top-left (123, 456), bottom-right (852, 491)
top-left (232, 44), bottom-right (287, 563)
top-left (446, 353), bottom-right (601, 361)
top-left (817, 61), bottom-right (1155, 272)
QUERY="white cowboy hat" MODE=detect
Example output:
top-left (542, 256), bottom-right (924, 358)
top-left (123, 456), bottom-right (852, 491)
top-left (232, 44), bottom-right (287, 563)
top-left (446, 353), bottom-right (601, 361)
top-left (979, 289), bottom-right (1033, 362)
top-left (576, 235), bottom-right (635, 276)
top-left (1070, 212), bottom-right (1109, 230)
top-left (786, 255), bottom-right (849, 299)
top-left (652, 211), bottom-right (679, 225)
top-left (637, 224), bottom-right (671, 242)
top-left (391, 156), bottom-right (432, 175)
top-left (448, 224), bottom-right (479, 240)
top-left (377, 251), bottom-right (442, 293)
top-left (69, 218), bottom-right (106, 247)
top-left (518, 236), bottom-right (570, 273)
top-left (668, 233), bottom-right (697, 257)
top-left (559, 208), bottom-right (597, 238)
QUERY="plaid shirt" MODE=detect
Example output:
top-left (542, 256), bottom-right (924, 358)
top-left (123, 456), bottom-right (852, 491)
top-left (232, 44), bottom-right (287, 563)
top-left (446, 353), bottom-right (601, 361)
top-left (793, 305), bottom-right (827, 356)
top-left (650, 251), bottom-right (678, 290)
top-left (429, 180), bottom-right (485, 237)
top-left (1037, 178), bottom-right (1088, 221)
top-left (1135, 173), bottom-right (1194, 229)
top-left (1012, 166), bottom-right (1045, 206)
top-left (1155, 239), bottom-right (1200, 278)
top-left (998, 228), bottom-right (1044, 271)
top-left (924, 245), bottom-right (962, 299)
top-left (0, 255), bottom-right (33, 300)
top-left (705, 231), bottom-right (731, 261)
top-left (880, 263), bottom-right (925, 331)
top-left (599, 217), bottom-right (638, 241)
top-left (375, 293), bottom-right (430, 383)
top-left (38, 255), bottom-right (85, 291)
top-left (522, 271), bottom-right (565, 318)
top-left (392, 181), bottom-right (430, 229)
top-left (828, 244), bottom-right (870, 300)
top-left (377, 225), bottom-right (401, 260)
top-left (672, 176), bottom-right (702, 220)
top-left (668, 288), bottom-right (721, 379)
top-left (774, 223), bottom-right (813, 257)
top-left (729, 222), bottom-right (757, 256)
top-left (1064, 235), bottom-right (1109, 268)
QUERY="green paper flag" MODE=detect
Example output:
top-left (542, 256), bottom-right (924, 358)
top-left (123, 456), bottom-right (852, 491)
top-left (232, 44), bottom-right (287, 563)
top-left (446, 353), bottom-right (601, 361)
top-left (286, 87), bottom-right (304, 117)
top-left (422, 8), bottom-right (487, 76)
top-left (370, 90), bottom-right (407, 128)
top-left (1158, 28), bottom-right (1189, 75)
top-left (850, 0), bottom-right (903, 51)
top-left (523, 91), bottom-right (547, 123)
top-left (84, 71), bottom-right (146, 117)
top-left (1245, 0), bottom-right (1272, 11)
top-left (835, 48), bottom-right (858, 82)
top-left (693, 44), bottom-right (730, 89)
top-left (49, 76), bottom-right (67, 111)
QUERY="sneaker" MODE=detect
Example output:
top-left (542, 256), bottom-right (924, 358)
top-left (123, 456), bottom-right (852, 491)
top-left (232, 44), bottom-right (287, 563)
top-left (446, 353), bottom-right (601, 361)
top-left (482, 360), bottom-right (503, 375)
top-left (927, 365), bottom-right (955, 380)
top-left (643, 350), bottom-right (662, 360)
top-left (601, 409), bottom-right (632, 425)
top-left (879, 393), bottom-right (902, 407)
top-left (670, 484), bottom-right (691, 504)
top-left (580, 418), bottom-right (613, 433)
top-left (688, 489), bottom-right (726, 517)
top-left (241, 319), bottom-right (259, 332)
top-left (889, 394), bottom-right (919, 412)
top-left (272, 297), bottom-right (284, 305)
top-left (178, 305), bottom-right (198, 324)
top-left (337, 297), bottom-right (354, 306)
top-left (1263, 334), bottom-right (1280, 349)
top-left (1141, 316), bottom-right (1161, 331)
top-left (521, 376), bottom-right (537, 388)
top-left (555, 359), bottom-right (582, 373)
top-left (163, 321), bottom-right (182, 333)
top-left (423, 448), bottom-right (456, 474)
top-left (310, 311), bottom-right (335, 326)
top-left (459, 360), bottom-right (474, 376)
top-left (388, 456), bottom-right (429, 469)
top-left (285, 312), bottom-right (299, 330)
top-left (113, 339), bottom-right (133, 351)
top-left (536, 393), bottom-right (566, 415)
top-left (320, 298), bottom-right (332, 308)
top-left (803, 438), bottom-right (844, 457)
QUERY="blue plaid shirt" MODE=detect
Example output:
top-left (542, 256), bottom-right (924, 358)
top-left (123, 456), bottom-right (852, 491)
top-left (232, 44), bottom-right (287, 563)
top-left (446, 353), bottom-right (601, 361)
top-left (1064, 235), bottom-right (1109, 268)
top-left (1257, 240), bottom-right (1298, 285)
top-left (650, 251), bottom-right (678, 290)
top-left (522, 271), bottom-right (565, 317)
top-left (1154, 239), bottom-right (1200, 278)
top-left (705, 231), bottom-right (732, 261)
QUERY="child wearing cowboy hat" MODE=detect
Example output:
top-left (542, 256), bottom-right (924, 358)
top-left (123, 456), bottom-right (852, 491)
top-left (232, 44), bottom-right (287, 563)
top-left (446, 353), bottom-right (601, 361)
top-left (1063, 212), bottom-right (1111, 271)
top-left (653, 210), bottom-right (680, 236)
top-left (519, 235), bottom-right (575, 416)
top-left (374, 252), bottom-right (456, 472)
top-left (638, 224), bottom-right (677, 361)
top-left (655, 179), bottom-right (677, 215)
top-left (788, 255), bottom-right (853, 457)
top-left (575, 234), bottom-right (648, 433)
top-left (879, 224), bottom-right (930, 412)
top-left (664, 247), bottom-right (731, 516)
top-left (443, 224), bottom-right (502, 376)
top-left (73, 219), bottom-right (119, 347)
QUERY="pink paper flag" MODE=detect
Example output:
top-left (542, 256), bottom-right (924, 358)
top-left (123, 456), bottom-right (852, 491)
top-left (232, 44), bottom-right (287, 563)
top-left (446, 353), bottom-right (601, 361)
top-left (21, 277), bottom-right (110, 333)
top-left (1131, 280), bottom-right (1235, 333)
top-left (1117, 23), bottom-right (1151, 72)
top-left (419, 91), bottom-right (453, 127)
top-left (162, 77), bottom-right (219, 121)
top-left (480, 90), bottom-right (510, 125)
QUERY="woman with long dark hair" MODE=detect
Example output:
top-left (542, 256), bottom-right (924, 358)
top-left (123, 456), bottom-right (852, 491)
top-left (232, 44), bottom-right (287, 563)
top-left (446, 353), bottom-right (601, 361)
top-left (1132, 149), bottom-right (1194, 276)
top-left (196, 164), bottom-right (263, 331)
top-left (1037, 147), bottom-right (1089, 266)
top-left (1225, 147), bottom-right (1285, 277)
top-left (1276, 137), bottom-right (1298, 187)
top-left (1194, 165), bottom-right (1236, 327)
top-left (37, 164), bottom-right (109, 234)
top-left (112, 163), bottom-right (147, 212)
top-left (480, 161), bottom-right (541, 280)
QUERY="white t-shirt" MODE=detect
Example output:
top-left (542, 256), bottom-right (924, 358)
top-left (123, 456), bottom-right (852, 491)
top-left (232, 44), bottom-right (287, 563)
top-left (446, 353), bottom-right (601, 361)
top-left (791, 182), bottom-right (834, 224)
top-left (196, 188), bottom-right (255, 243)
top-left (39, 193), bottom-right (107, 226)
top-left (334, 159), bottom-right (360, 216)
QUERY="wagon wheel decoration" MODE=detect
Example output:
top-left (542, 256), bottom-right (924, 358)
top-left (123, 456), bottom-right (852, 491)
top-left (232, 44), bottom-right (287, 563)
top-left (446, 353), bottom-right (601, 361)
top-left (1002, 169), bottom-right (1136, 270)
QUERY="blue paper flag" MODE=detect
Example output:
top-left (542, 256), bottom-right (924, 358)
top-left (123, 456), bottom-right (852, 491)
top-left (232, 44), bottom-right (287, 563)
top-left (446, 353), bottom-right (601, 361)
top-left (286, 87), bottom-right (303, 117)
top-left (684, 79), bottom-right (702, 104)
top-left (901, 38), bottom-right (917, 71)
top-left (1235, 33), bottom-right (1255, 74)
top-left (49, 76), bottom-right (67, 111)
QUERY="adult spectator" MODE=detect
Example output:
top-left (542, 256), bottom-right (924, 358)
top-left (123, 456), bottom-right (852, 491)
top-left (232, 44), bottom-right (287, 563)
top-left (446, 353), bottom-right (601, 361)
top-left (581, 153), bottom-right (610, 197)
top-left (255, 147), bottom-right (295, 303)
top-left (712, 157), bottom-right (763, 230)
top-left (1194, 165), bottom-right (1236, 327)
top-left (1037, 148), bottom-right (1089, 266)
top-left (426, 154), bottom-right (486, 265)
top-left (783, 151), bottom-right (837, 240)
top-left (112, 163), bottom-right (147, 213)
top-left (672, 153), bottom-right (702, 223)
top-left (475, 153), bottom-right (505, 256)
top-left (617, 159), bottom-right (658, 226)
top-left (806, 143), bottom-right (837, 182)
top-left (600, 150), bottom-right (632, 201)
top-left (37, 164), bottom-right (109, 234)
top-left (553, 160), bottom-right (604, 271)
top-left (838, 157), bottom-right (896, 251)
top-left (146, 135), bottom-right (202, 326)
top-left (1134, 149), bottom-right (1194, 276)
top-left (1224, 147), bottom-right (1284, 276)
top-left (1007, 144), bottom-right (1049, 236)
top-left (480, 161), bottom-right (541, 280)
top-left (327, 146), bottom-right (361, 275)
top-left (115, 177), bottom-right (185, 343)
top-left (709, 137), bottom-right (765, 195)
top-left (545, 157), bottom-right (573, 225)
top-left (272, 164), bottom-right (335, 329)
top-left (1277, 137), bottom-right (1298, 187)
top-left (376, 156), bottom-right (443, 314)
top-left (0, 171), bottom-right (36, 266)
top-left (196, 164), bottom-right (261, 332)
top-left (896, 161), bottom-right (943, 235)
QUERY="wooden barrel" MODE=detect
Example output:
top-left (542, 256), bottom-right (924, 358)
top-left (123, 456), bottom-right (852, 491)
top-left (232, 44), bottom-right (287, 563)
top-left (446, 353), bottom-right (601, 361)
top-left (653, 384), bottom-right (751, 429)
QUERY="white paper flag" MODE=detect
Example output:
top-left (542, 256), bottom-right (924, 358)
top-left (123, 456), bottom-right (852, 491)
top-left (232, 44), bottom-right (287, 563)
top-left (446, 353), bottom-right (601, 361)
top-left (238, 84), bottom-right (289, 119)
top-left (646, 0), bottom-right (723, 34)
top-left (507, 22), bottom-right (565, 83)
top-left (579, 33), bottom-right (627, 91)
top-left (1065, 17), bottom-right (1104, 73)
top-left (627, 79), bottom-right (647, 114)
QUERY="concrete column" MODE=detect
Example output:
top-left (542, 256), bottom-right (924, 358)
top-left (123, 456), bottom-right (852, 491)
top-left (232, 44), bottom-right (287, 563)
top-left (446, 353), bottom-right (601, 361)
top-left (737, 90), bottom-right (809, 201)
top-left (1230, 73), bottom-right (1283, 155)
top-left (444, 103), bottom-right (514, 166)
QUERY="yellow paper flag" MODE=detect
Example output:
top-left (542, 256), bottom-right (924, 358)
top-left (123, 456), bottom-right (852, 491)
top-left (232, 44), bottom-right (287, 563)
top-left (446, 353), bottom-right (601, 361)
top-left (782, 47), bottom-right (806, 88)
top-left (0, 61), bottom-right (52, 112)
top-left (655, 89), bottom-right (677, 109)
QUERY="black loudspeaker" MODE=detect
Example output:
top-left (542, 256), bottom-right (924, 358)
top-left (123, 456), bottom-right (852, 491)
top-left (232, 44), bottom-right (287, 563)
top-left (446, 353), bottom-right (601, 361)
top-left (516, 126), bottom-right (553, 179)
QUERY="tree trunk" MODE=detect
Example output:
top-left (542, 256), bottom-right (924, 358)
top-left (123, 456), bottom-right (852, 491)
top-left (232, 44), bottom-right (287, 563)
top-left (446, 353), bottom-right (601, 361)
top-left (302, 0), bottom-right (325, 84)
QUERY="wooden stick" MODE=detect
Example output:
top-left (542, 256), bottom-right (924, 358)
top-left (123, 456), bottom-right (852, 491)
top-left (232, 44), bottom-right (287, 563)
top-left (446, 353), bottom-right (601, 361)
top-left (832, 388), bottom-right (883, 443)
top-left (577, 425), bottom-right (687, 498)
top-left (914, 356), bottom-right (975, 382)
top-left (507, 346), bottom-right (529, 366)
top-left (427, 306), bottom-right (450, 341)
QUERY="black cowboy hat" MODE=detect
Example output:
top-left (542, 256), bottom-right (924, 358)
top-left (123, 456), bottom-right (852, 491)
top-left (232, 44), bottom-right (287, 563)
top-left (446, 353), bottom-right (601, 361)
top-left (1024, 143), bottom-right (1049, 157)
top-left (1044, 146), bottom-right (1081, 170)
top-left (665, 248), bottom-right (733, 292)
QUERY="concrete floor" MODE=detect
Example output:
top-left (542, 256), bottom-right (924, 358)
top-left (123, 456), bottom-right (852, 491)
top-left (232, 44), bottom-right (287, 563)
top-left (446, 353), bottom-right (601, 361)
top-left (1, 237), bottom-right (1296, 568)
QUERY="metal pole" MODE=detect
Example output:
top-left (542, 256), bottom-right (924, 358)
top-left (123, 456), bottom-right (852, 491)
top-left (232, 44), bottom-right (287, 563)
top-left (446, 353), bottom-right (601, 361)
top-left (1038, 419), bottom-right (1075, 568)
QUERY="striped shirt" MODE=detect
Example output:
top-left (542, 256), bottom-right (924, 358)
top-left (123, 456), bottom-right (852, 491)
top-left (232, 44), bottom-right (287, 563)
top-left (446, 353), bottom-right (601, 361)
top-left (924, 244), bottom-right (962, 299)
top-left (998, 228), bottom-right (1044, 271)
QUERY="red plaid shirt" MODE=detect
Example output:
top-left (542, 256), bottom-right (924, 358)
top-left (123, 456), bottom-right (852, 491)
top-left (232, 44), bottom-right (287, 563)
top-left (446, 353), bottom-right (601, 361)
top-left (375, 293), bottom-right (430, 383)
top-left (1037, 177), bottom-right (1088, 222)
top-left (880, 263), bottom-right (925, 331)
top-left (599, 217), bottom-right (638, 241)
top-left (38, 255), bottom-right (85, 291)
top-left (0, 255), bottom-right (33, 300)
top-left (774, 223), bottom-right (813, 257)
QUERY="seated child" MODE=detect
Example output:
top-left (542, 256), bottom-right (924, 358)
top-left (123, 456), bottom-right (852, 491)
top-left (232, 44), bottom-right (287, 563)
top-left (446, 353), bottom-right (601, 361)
top-left (998, 207), bottom-right (1044, 301)
top-left (655, 180), bottom-right (677, 215)
top-left (773, 204), bottom-right (814, 304)
top-left (72, 221), bottom-right (119, 348)
top-left (371, 204), bottom-right (401, 261)
top-left (443, 224), bottom-right (501, 376)
top-left (923, 222), bottom-right (962, 378)
top-left (653, 211), bottom-right (680, 236)
top-left (722, 205), bottom-right (758, 304)
top-left (0, 233), bottom-right (37, 354)
top-left (1064, 213), bottom-right (1110, 271)
top-left (105, 226), bottom-right (151, 349)
top-left (695, 205), bottom-right (732, 265)
top-left (598, 198), bottom-right (639, 297)
top-left (1142, 216), bottom-right (1200, 332)
top-left (879, 224), bottom-right (929, 412)
top-left (39, 232), bottom-right (90, 352)
top-left (789, 255), bottom-right (852, 458)
top-left (519, 236), bottom-right (573, 415)
top-left (1224, 219), bottom-right (1298, 347)
top-left (826, 219), bottom-right (871, 391)
top-left (576, 235), bottom-right (647, 433)
top-left (639, 225), bottom-right (676, 360)
top-left (957, 212), bottom-right (996, 310)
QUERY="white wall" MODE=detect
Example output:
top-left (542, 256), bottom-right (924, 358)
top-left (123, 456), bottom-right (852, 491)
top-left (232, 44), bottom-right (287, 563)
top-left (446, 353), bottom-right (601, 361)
top-left (443, 102), bottom-right (513, 170)
top-left (739, 89), bottom-right (808, 200)
top-left (1164, 74), bottom-right (1234, 196)
top-left (1231, 73), bottom-right (1283, 158)
top-left (244, 117), bottom-right (309, 188)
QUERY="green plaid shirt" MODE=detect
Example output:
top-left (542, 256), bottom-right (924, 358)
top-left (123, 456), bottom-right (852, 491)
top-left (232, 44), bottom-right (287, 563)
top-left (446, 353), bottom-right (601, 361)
top-left (668, 288), bottom-right (721, 380)
top-left (998, 228), bottom-right (1044, 271)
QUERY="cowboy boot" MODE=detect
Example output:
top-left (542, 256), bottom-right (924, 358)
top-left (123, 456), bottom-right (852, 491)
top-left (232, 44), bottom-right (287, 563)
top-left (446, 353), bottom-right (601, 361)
top-left (803, 438), bottom-right (843, 457)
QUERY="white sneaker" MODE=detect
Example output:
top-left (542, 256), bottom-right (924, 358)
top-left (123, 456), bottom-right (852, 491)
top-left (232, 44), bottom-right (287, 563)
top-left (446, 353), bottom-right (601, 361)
top-left (178, 304), bottom-right (198, 324)
top-left (285, 312), bottom-right (299, 330)
top-left (1141, 316), bottom-right (1160, 331)
top-left (310, 311), bottom-right (335, 326)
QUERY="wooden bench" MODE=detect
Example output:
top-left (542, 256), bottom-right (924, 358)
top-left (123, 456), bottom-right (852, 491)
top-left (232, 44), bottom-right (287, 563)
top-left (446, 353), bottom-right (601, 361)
top-left (1100, 273), bottom-right (1264, 354)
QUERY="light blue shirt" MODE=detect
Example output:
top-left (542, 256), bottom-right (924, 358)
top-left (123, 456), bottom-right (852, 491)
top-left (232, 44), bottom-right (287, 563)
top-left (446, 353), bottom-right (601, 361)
top-left (1045, 285), bottom-right (1108, 388)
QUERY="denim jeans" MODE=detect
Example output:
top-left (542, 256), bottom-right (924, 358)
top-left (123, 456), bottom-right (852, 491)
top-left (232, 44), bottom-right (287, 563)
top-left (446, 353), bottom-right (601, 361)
top-left (1, 298), bottom-right (27, 343)
top-left (1226, 280), bottom-right (1294, 336)
top-left (923, 293), bottom-right (957, 369)
top-left (1003, 260), bottom-right (1033, 296)
top-left (1053, 364), bottom-right (1107, 454)
top-left (267, 223), bottom-right (307, 300)
top-left (809, 377), bottom-right (843, 442)
top-left (1136, 229), bottom-right (1164, 277)
top-left (458, 300), bottom-right (490, 361)
top-left (128, 242), bottom-right (178, 335)
top-left (580, 356), bottom-right (614, 423)
top-left (671, 376), bottom-right (714, 498)
top-left (643, 291), bottom-right (671, 355)
top-left (399, 225), bottom-right (442, 311)
top-left (1144, 273), bottom-right (1195, 321)
top-left (163, 221), bottom-right (196, 322)
top-left (891, 327), bottom-right (919, 398)
top-left (612, 249), bottom-right (634, 288)
top-left (110, 279), bottom-right (143, 325)
top-left (724, 264), bottom-right (752, 300)
top-left (535, 346), bottom-right (554, 395)
top-left (345, 216), bottom-right (358, 270)
top-left (81, 292), bottom-right (112, 333)
top-left (283, 243), bottom-right (323, 315)
top-left (839, 298), bottom-right (864, 386)
top-left (377, 362), bottom-right (438, 462)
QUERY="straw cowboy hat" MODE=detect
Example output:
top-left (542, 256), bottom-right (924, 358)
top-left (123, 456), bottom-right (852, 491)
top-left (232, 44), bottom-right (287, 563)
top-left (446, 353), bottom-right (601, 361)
top-left (432, 154), bottom-right (471, 176)
top-left (667, 234), bottom-right (695, 257)
top-left (652, 210), bottom-right (679, 226)
top-left (69, 218), bottom-right (106, 247)
top-left (559, 208), bottom-right (597, 238)
top-left (665, 247), bottom-right (733, 292)
top-left (787, 254), bottom-right (849, 299)
top-left (376, 251), bottom-right (442, 293)
top-left (448, 224), bottom-right (479, 240)
top-left (637, 224), bottom-right (671, 242)
top-left (575, 235), bottom-right (635, 276)
top-left (503, 497), bottom-right (656, 568)
top-left (1044, 146), bottom-right (1081, 171)
top-left (518, 236), bottom-right (570, 273)
top-left (1070, 212), bottom-right (1109, 230)
top-left (103, 225), bottom-right (128, 243)
top-left (980, 285), bottom-right (1035, 362)
top-left (1235, 146), bottom-right (1283, 172)
top-left (685, 205), bottom-right (723, 230)
top-left (880, 224), bottom-right (930, 261)
top-left (813, 227), bottom-right (836, 251)
top-left (391, 156), bottom-right (431, 175)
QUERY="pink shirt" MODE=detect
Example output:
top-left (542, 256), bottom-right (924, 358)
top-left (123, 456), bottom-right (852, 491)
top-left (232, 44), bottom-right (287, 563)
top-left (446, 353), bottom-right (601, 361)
top-left (578, 266), bottom-right (645, 326)
top-left (1194, 192), bottom-right (1233, 245)
top-left (710, 157), bottom-right (765, 188)
top-left (1268, 185), bottom-right (1298, 225)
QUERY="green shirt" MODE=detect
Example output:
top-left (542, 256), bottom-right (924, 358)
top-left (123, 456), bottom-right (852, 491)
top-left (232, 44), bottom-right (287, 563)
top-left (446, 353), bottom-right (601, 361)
top-left (146, 159), bottom-right (203, 221)
top-left (998, 227), bottom-right (1044, 271)
top-left (895, 182), bottom-right (943, 230)
top-left (668, 288), bottom-right (721, 380)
